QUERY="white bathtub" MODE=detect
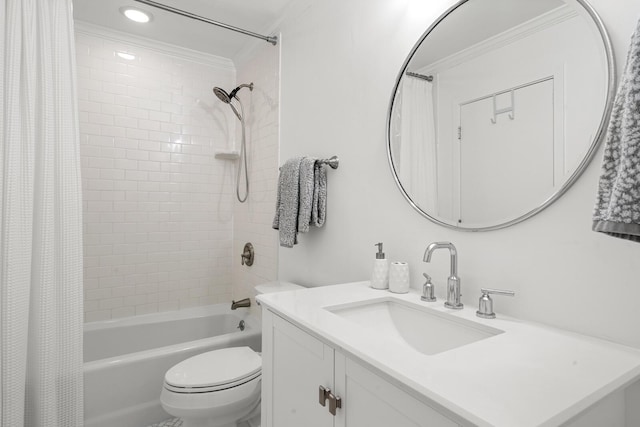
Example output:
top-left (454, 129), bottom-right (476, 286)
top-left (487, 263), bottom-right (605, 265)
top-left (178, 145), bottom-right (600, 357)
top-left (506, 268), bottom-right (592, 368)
top-left (83, 304), bottom-right (261, 427)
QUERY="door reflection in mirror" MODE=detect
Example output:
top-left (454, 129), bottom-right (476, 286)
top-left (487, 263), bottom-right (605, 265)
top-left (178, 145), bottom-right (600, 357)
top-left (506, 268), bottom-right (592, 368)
top-left (388, 0), bottom-right (614, 230)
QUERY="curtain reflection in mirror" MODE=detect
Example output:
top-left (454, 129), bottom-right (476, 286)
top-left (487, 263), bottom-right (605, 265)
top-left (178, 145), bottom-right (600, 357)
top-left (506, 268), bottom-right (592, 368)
top-left (397, 77), bottom-right (438, 212)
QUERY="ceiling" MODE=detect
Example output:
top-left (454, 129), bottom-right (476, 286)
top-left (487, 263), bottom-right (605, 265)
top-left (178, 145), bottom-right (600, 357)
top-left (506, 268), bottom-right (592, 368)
top-left (72, 0), bottom-right (295, 59)
top-left (408, 0), bottom-right (566, 71)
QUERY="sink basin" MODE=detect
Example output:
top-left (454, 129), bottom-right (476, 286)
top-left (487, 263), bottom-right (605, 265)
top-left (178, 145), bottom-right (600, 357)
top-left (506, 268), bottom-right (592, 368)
top-left (325, 298), bottom-right (503, 355)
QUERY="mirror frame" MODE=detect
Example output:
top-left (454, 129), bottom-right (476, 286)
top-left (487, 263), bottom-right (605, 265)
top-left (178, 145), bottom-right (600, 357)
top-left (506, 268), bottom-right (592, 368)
top-left (386, 0), bottom-right (616, 231)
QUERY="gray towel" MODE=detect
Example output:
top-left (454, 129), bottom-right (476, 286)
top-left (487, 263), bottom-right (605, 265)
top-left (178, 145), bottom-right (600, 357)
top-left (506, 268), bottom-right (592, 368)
top-left (273, 157), bottom-right (304, 248)
top-left (311, 162), bottom-right (327, 227)
top-left (593, 18), bottom-right (640, 242)
top-left (297, 158), bottom-right (318, 233)
top-left (273, 157), bottom-right (328, 247)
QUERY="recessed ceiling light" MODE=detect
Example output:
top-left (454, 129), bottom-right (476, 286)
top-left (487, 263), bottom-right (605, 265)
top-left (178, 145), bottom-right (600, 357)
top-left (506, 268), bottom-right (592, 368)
top-left (116, 51), bottom-right (136, 60)
top-left (119, 7), bottom-right (152, 23)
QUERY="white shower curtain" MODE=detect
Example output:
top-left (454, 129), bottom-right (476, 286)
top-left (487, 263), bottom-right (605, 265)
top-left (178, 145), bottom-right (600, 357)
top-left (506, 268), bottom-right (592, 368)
top-left (398, 77), bottom-right (438, 212)
top-left (1, 0), bottom-right (84, 426)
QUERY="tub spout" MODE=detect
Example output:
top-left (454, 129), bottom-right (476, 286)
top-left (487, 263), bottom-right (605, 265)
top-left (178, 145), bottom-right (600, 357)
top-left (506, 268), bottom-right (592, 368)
top-left (231, 298), bottom-right (251, 310)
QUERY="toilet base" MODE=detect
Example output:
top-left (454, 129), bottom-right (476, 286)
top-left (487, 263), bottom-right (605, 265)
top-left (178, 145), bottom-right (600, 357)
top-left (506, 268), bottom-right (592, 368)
top-left (182, 419), bottom-right (234, 427)
top-left (161, 382), bottom-right (260, 427)
top-left (166, 406), bottom-right (256, 427)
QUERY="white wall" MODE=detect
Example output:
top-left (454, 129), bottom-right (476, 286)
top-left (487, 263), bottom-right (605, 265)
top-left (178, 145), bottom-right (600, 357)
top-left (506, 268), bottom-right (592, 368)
top-left (76, 24), bottom-right (238, 321)
top-left (231, 42), bottom-right (281, 312)
top-left (277, 0), bottom-right (640, 350)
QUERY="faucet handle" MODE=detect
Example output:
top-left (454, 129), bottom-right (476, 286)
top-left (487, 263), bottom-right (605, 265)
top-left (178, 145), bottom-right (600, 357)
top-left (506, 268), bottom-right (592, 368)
top-left (421, 273), bottom-right (436, 302)
top-left (476, 288), bottom-right (515, 319)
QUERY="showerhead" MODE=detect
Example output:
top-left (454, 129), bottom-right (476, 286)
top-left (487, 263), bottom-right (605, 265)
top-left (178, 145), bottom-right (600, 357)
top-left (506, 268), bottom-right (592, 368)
top-left (213, 87), bottom-right (231, 104)
top-left (212, 82), bottom-right (254, 104)
top-left (213, 82), bottom-right (254, 121)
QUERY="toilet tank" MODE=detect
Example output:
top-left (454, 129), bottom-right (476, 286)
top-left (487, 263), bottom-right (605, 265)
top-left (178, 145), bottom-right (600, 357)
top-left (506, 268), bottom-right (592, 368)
top-left (255, 281), bottom-right (303, 297)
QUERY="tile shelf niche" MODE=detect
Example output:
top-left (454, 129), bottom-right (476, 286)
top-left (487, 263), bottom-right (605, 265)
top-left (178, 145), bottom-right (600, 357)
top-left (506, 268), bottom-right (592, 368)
top-left (214, 150), bottom-right (240, 160)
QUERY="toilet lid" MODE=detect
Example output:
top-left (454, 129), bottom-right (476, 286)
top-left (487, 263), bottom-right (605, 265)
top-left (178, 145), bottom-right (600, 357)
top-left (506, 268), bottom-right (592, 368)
top-left (165, 347), bottom-right (261, 389)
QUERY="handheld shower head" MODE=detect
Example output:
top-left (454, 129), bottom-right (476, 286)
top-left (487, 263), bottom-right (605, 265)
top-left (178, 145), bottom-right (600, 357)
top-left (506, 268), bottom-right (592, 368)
top-left (213, 82), bottom-right (254, 121)
top-left (213, 87), bottom-right (231, 104)
top-left (213, 82), bottom-right (254, 104)
top-left (212, 82), bottom-right (255, 204)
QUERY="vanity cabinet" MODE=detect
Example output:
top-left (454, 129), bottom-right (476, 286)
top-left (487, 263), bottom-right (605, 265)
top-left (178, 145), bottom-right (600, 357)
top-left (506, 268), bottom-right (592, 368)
top-left (261, 309), bottom-right (460, 427)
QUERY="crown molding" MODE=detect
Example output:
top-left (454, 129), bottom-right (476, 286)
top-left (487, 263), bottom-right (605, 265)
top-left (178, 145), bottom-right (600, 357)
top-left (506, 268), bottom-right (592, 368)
top-left (420, 5), bottom-right (578, 74)
top-left (74, 20), bottom-right (236, 72)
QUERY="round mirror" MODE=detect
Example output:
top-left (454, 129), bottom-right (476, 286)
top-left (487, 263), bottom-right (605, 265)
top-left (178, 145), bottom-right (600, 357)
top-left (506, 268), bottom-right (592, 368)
top-left (387, 0), bottom-right (615, 231)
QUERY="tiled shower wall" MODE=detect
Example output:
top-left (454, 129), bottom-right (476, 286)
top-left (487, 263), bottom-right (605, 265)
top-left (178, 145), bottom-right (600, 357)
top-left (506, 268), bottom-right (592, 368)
top-left (76, 24), bottom-right (238, 322)
top-left (232, 43), bottom-right (281, 309)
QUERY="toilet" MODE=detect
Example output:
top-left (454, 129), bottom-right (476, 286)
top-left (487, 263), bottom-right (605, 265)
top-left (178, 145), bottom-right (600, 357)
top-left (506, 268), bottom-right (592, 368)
top-left (160, 281), bottom-right (302, 427)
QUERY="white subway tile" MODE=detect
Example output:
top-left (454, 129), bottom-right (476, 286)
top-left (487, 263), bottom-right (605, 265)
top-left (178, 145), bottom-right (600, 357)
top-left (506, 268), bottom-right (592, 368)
top-left (99, 169), bottom-right (125, 180)
top-left (100, 125), bottom-right (126, 138)
top-left (86, 288), bottom-right (112, 301)
top-left (124, 170), bottom-right (148, 181)
top-left (138, 161), bottom-right (160, 171)
top-left (138, 119), bottom-right (161, 131)
top-left (114, 95), bottom-right (138, 108)
top-left (135, 303), bottom-right (159, 316)
top-left (111, 306), bottom-right (136, 318)
top-left (79, 31), bottom-right (238, 320)
top-left (115, 116), bottom-right (138, 129)
top-left (124, 294), bottom-right (147, 307)
top-left (85, 310), bottom-right (112, 322)
top-left (139, 98), bottom-right (162, 112)
top-left (125, 128), bottom-right (149, 140)
top-left (148, 131), bottom-right (171, 143)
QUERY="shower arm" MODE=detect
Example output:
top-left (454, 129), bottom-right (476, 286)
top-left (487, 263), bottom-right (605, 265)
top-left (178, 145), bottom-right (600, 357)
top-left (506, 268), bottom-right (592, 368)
top-left (133, 0), bottom-right (278, 45)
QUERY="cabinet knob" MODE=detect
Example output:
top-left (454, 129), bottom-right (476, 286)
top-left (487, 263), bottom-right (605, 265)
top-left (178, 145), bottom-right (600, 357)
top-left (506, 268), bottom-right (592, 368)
top-left (319, 385), bottom-right (342, 415)
top-left (319, 385), bottom-right (330, 407)
top-left (328, 392), bottom-right (342, 416)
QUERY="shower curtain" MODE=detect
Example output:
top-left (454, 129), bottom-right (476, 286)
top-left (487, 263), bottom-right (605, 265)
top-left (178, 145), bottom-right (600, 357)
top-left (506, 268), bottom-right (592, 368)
top-left (1, 0), bottom-right (84, 426)
top-left (398, 77), bottom-right (438, 212)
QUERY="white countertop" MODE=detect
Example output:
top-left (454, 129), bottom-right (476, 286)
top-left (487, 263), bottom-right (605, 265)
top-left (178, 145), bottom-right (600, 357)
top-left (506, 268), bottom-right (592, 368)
top-left (257, 281), bottom-right (640, 427)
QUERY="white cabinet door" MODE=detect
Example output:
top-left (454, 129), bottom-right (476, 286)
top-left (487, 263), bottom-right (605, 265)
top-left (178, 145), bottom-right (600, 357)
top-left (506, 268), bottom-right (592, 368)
top-left (261, 311), bottom-right (334, 427)
top-left (263, 310), bottom-right (460, 427)
top-left (335, 354), bottom-right (459, 427)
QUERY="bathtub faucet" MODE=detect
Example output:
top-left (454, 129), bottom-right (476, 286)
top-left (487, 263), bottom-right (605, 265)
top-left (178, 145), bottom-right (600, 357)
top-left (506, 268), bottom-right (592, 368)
top-left (231, 298), bottom-right (251, 310)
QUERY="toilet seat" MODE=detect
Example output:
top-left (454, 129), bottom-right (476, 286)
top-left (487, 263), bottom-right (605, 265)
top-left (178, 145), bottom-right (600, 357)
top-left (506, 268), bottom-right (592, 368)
top-left (164, 347), bottom-right (261, 394)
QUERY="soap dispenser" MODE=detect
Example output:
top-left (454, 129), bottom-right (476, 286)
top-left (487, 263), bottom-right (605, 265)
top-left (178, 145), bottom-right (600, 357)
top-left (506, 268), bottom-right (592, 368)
top-left (370, 242), bottom-right (389, 290)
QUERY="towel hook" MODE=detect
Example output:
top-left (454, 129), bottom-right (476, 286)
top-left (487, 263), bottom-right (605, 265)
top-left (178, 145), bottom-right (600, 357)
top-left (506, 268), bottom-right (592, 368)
top-left (490, 90), bottom-right (515, 124)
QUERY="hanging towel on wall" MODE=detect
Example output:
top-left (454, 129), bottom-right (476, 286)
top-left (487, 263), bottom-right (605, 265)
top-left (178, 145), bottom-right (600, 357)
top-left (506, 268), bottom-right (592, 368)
top-left (298, 157), bottom-right (318, 233)
top-left (593, 18), bottom-right (640, 242)
top-left (311, 162), bottom-right (327, 227)
top-left (273, 157), bottom-right (328, 247)
top-left (273, 157), bottom-right (304, 247)
top-left (298, 158), bottom-right (328, 231)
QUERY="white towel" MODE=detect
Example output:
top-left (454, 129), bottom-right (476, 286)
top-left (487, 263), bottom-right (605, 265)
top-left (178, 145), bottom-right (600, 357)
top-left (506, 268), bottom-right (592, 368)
top-left (593, 18), bottom-right (640, 242)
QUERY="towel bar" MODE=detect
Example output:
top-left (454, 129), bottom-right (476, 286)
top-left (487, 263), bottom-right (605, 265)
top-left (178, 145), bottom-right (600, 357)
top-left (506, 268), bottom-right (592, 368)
top-left (279, 156), bottom-right (339, 170)
top-left (318, 156), bottom-right (339, 169)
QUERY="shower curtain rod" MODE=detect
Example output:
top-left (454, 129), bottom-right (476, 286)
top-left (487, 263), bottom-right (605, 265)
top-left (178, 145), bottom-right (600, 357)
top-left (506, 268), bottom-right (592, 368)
top-left (132, 0), bottom-right (278, 45)
top-left (406, 71), bottom-right (433, 82)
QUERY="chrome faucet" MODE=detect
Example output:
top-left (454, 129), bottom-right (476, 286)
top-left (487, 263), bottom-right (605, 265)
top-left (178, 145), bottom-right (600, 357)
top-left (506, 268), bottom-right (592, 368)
top-left (231, 298), bottom-right (251, 310)
top-left (423, 242), bottom-right (463, 310)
